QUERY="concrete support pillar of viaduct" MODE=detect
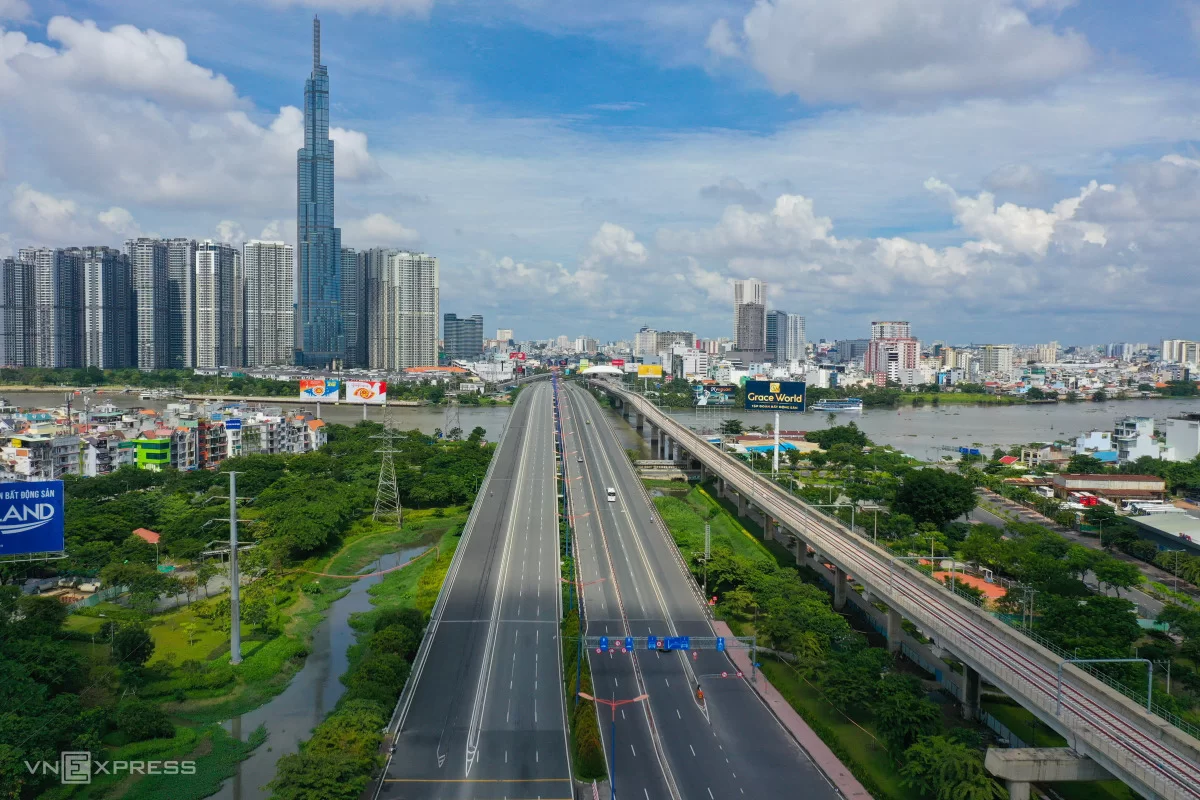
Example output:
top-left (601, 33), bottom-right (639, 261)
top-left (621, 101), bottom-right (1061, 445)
top-left (984, 748), bottom-right (1111, 800)
top-left (961, 663), bottom-right (981, 721)
top-left (635, 412), bottom-right (644, 432)
top-left (886, 606), bottom-right (902, 654)
top-left (649, 424), bottom-right (659, 454)
top-left (764, 517), bottom-right (776, 542)
top-left (736, 492), bottom-right (747, 518)
top-left (833, 566), bottom-right (848, 610)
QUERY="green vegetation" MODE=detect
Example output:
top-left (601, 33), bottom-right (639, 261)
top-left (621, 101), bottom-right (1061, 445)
top-left (0, 418), bottom-right (493, 798)
top-left (562, 608), bottom-right (606, 781)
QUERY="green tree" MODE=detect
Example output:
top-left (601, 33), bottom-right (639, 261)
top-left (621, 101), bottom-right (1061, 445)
top-left (871, 674), bottom-right (941, 753)
top-left (1067, 453), bottom-right (1106, 474)
top-left (892, 469), bottom-right (977, 527)
top-left (901, 735), bottom-right (1005, 800)
top-left (116, 699), bottom-right (174, 741)
top-left (111, 624), bottom-right (155, 670)
top-left (1093, 557), bottom-right (1142, 597)
top-left (719, 419), bottom-right (744, 436)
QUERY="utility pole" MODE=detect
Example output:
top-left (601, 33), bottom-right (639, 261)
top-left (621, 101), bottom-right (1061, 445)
top-left (704, 521), bottom-right (711, 596)
top-left (372, 411), bottom-right (403, 530)
top-left (771, 411), bottom-right (780, 476)
top-left (229, 471), bottom-right (241, 666)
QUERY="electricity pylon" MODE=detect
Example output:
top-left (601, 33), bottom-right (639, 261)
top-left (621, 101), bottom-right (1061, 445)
top-left (372, 410), bottom-right (402, 529)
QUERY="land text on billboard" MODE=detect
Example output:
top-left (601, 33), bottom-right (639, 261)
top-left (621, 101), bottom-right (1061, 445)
top-left (744, 380), bottom-right (806, 412)
top-left (0, 480), bottom-right (66, 555)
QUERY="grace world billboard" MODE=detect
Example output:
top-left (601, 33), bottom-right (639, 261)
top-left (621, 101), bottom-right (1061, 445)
top-left (744, 380), bottom-right (806, 412)
top-left (299, 378), bottom-right (341, 399)
top-left (0, 480), bottom-right (65, 556)
top-left (345, 380), bottom-right (388, 405)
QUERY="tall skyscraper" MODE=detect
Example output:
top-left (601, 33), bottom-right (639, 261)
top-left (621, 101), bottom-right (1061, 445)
top-left (341, 247), bottom-right (365, 367)
top-left (0, 256), bottom-right (34, 367)
top-left (195, 240), bottom-right (241, 369)
top-left (166, 238), bottom-right (197, 369)
top-left (496, 329), bottom-right (514, 342)
top-left (785, 314), bottom-right (807, 362)
top-left (126, 237), bottom-right (169, 371)
top-left (295, 16), bottom-right (343, 367)
top-left (444, 313), bottom-right (484, 360)
top-left (765, 309), bottom-right (786, 363)
top-left (367, 250), bottom-right (439, 370)
top-left (80, 246), bottom-right (134, 369)
top-left (20, 248), bottom-right (83, 369)
top-left (244, 241), bottom-right (295, 367)
top-left (733, 278), bottom-right (767, 351)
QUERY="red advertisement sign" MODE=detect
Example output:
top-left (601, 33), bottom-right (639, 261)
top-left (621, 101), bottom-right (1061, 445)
top-left (611, 359), bottom-right (625, 367)
top-left (509, 352), bottom-right (527, 361)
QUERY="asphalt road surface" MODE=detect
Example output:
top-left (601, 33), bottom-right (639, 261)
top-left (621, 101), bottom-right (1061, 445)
top-left (561, 384), bottom-right (839, 800)
top-left (377, 382), bottom-right (572, 800)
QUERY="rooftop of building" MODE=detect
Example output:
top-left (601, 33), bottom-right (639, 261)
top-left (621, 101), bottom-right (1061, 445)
top-left (1055, 474), bottom-right (1166, 482)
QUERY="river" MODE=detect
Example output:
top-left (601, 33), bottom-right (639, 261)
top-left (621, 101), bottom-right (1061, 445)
top-left (613, 397), bottom-right (1200, 461)
top-left (5, 391), bottom-right (513, 442)
top-left (211, 544), bottom-right (429, 800)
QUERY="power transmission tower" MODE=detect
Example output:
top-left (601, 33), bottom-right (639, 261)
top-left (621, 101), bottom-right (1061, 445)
top-left (372, 411), bottom-right (402, 529)
top-left (443, 399), bottom-right (461, 441)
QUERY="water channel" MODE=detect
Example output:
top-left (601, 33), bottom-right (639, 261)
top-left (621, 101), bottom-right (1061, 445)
top-left (211, 544), bottom-right (429, 800)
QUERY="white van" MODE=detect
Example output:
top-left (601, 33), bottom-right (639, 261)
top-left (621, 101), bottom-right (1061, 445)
top-left (606, 487), bottom-right (617, 502)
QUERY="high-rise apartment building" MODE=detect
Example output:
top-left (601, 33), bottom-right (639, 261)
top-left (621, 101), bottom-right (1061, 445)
top-left (126, 237), bottom-right (170, 371)
top-left (1162, 339), bottom-right (1200, 365)
top-left (80, 246), bottom-right (133, 369)
top-left (574, 337), bottom-right (599, 354)
top-left (367, 251), bottom-right (439, 370)
top-left (654, 331), bottom-right (695, 355)
top-left (341, 248), bottom-right (366, 368)
top-left (785, 314), bottom-right (807, 362)
top-left (865, 320), bottom-right (919, 381)
top-left (244, 241), bottom-right (295, 367)
top-left (166, 238), bottom-right (197, 369)
top-left (296, 16), bottom-right (343, 367)
top-left (20, 248), bottom-right (83, 369)
top-left (835, 339), bottom-right (869, 364)
top-left (195, 240), bottom-right (242, 368)
top-left (765, 309), bottom-right (786, 364)
top-left (0, 256), bottom-right (34, 367)
top-left (733, 278), bottom-right (767, 351)
top-left (444, 313), bottom-right (484, 359)
top-left (979, 344), bottom-right (1014, 376)
top-left (496, 329), bottom-right (514, 342)
top-left (1035, 342), bottom-right (1059, 364)
top-left (634, 327), bottom-right (657, 358)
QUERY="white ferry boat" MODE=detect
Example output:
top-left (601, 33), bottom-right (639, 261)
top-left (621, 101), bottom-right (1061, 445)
top-left (809, 398), bottom-right (864, 413)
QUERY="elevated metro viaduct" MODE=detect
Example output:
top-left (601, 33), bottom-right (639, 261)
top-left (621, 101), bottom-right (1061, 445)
top-left (590, 378), bottom-right (1200, 800)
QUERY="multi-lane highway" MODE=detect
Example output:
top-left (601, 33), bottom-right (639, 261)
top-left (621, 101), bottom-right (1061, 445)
top-left (377, 381), bottom-right (571, 800)
top-left (561, 383), bottom-right (839, 800)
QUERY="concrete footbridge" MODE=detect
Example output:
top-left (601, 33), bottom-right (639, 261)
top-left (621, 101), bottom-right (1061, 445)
top-left (590, 378), bottom-right (1200, 800)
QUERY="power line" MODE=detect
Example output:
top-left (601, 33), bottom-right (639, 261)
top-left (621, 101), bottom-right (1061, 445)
top-left (372, 409), bottom-right (402, 530)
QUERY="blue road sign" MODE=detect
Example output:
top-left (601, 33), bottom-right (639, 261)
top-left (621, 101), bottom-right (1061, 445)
top-left (625, 637), bottom-right (634, 652)
top-left (647, 636), bottom-right (659, 650)
top-left (599, 636), bottom-right (609, 652)
top-left (716, 637), bottom-right (725, 652)
top-left (664, 636), bottom-right (690, 651)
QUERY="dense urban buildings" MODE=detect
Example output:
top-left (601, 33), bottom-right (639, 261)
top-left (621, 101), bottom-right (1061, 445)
top-left (1163, 339), bottom-right (1200, 365)
top-left (0, 256), bottom-right (33, 367)
top-left (865, 320), bottom-right (920, 384)
top-left (20, 248), bottom-right (84, 369)
top-left (367, 250), bottom-right (439, 370)
top-left (444, 313), bottom-right (484, 359)
top-left (295, 16), bottom-right (344, 368)
top-left (244, 240), bottom-right (295, 368)
top-left (341, 247), bottom-right (365, 367)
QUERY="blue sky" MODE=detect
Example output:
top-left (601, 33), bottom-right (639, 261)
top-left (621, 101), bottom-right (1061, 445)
top-left (3, 0), bottom-right (1200, 345)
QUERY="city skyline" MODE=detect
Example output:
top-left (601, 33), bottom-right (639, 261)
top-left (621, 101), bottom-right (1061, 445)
top-left (2, 4), bottom-right (1200, 342)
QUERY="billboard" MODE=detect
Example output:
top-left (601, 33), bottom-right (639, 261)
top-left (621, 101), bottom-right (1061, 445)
top-left (0, 480), bottom-right (65, 555)
top-left (509, 352), bottom-right (527, 361)
top-left (744, 380), bottom-right (806, 412)
top-left (637, 364), bottom-right (663, 379)
top-left (345, 380), bottom-right (388, 404)
top-left (300, 378), bottom-right (341, 399)
top-left (225, 418), bottom-right (243, 431)
top-left (579, 359), bottom-right (590, 369)
top-left (694, 384), bottom-right (737, 407)
top-left (611, 358), bottom-right (625, 368)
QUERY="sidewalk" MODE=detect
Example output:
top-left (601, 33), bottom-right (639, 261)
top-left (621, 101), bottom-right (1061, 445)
top-left (712, 620), bottom-right (872, 800)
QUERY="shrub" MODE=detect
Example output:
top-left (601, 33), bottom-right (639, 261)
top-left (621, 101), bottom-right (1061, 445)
top-left (116, 699), bottom-right (174, 741)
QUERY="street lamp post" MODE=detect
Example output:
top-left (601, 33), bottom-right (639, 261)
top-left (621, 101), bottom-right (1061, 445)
top-left (578, 691), bottom-right (648, 800)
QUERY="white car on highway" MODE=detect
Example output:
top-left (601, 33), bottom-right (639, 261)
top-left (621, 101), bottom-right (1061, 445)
top-left (606, 487), bottom-right (617, 502)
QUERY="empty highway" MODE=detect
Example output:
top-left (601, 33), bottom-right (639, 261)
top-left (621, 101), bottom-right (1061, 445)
top-left (376, 381), bottom-right (571, 800)
top-left (561, 383), bottom-right (839, 800)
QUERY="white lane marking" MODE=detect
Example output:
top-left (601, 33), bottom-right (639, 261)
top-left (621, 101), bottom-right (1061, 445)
top-left (621, 708), bottom-right (626, 720)
top-left (675, 709), bottom-right (681, 719)
top-left (665, 678), bottom-right (670, 687)
top-left (690, 745), bottom-right (696, 756)
top-left (631, 744), bottom-right (637, 757)
top-left (707, 788), bottom-right (714, 799)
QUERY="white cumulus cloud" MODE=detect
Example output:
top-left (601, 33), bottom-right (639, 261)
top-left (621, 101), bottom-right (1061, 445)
top-left (708, 0), bottom-right (1091, 105)
top-left (0, 0), bottom-right (29, 21)
top-left (342, 212), bottom-right (420, 246)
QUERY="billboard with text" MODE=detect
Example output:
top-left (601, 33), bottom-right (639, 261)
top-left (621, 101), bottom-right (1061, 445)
top-left (694, 384), bottom-right (737, 406)
top-left (345, 380), bottom-right (388, 404)
top-left (611, 359), bottom-right (625, 368)
top-left (637, 364), bottom-right (663, 379)
top-left (744, 380), bottom-right (806, 412)
top-left (299, 378), bottom-right (341, 400)
top-left (509, 352), bottom-right (526, 361)
top-left (0, 480), bottom-right (65, 555)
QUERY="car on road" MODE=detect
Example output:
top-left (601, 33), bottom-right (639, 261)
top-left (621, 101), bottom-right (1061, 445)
top-left (606, 487), bottom-right (617, 502)
top-left (578, 454), bottom-right (584, 463)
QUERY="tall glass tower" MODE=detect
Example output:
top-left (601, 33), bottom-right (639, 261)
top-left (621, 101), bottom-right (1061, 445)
top-left (296, 16), bottom-right (343, 367)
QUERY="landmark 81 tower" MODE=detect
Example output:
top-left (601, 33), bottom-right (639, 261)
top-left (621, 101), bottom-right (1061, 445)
top-left (296, 16), bottom-right (343, 367)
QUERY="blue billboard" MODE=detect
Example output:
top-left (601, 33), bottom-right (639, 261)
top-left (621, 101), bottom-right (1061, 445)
top-left (225, 418), bottom-right (243, 431)
top-left (744, 380), bottom-right (806, 412)
top-left (0, 480), bottom-right (66, 555)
